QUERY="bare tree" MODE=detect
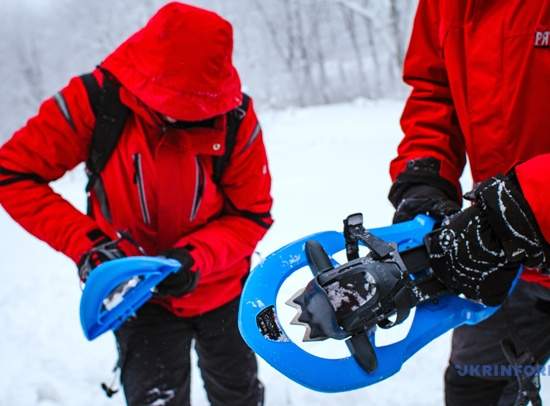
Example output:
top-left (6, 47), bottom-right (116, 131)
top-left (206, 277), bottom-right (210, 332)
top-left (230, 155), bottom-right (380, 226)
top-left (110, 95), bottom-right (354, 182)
top-left (1, 0), bottom-right (419, 141)
top-left (338, 3), bottom-right (371, 98)
top-left (17, 36), bottom-right (45, 106)
top-left (389, 0), bottom-right (405, 68)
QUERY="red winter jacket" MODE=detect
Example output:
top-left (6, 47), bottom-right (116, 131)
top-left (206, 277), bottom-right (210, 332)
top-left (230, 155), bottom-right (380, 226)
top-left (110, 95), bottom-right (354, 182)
top-left (0, 3), bottom-right (273, 316)
top-left (391, 0), bottom-right (550, 288)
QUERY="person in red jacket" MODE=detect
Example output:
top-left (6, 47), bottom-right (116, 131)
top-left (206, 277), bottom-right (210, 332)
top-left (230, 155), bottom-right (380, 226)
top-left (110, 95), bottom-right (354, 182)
top-left (0, 3), bottom-right (272, 406)
top-left (389, 1), bottom-right (550, 404)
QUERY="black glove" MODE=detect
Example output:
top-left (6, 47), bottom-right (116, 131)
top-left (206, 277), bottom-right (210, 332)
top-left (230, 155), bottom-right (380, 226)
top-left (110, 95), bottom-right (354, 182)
top-left (392, 184), bottom-right (461, 224)
top-left (78, 231), bottom-right (144, 282)
top-left (426, 174), bottom-right (549, 306)
top-left (389, 158), bottom-right (461, 224)
top-left (157, 247), bottom-right (198, 297)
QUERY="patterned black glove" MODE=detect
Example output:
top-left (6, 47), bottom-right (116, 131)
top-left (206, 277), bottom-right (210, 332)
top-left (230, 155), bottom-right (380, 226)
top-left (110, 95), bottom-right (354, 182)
top-left (389, 158), bottom-right (461, 224)
top-left (78, 231), bottom-right (144, 282)
top-left (426, 174), bottom-right (549, 305)
top-left (157, 247), bottom-right (198, 297)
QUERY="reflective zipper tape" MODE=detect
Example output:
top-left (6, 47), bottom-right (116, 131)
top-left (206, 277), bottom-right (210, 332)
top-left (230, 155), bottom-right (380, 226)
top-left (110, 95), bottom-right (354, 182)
top-left (190, 157), bottom-right (204, 221)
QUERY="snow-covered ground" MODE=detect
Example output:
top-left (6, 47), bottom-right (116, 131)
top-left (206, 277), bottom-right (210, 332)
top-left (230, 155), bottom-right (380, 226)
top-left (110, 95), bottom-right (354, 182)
top-left (0, 100), bottom-right (547, 405)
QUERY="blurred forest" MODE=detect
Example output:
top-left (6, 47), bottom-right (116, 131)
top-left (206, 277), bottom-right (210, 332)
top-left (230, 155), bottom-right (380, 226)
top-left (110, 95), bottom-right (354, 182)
top-left (0, 0), bottom-right (417, 141)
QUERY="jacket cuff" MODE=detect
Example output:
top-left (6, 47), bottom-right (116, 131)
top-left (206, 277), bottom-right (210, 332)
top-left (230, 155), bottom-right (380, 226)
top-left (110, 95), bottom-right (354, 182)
top-left (172, 240), bottom-right (208, 274)
top-left (389, 157), bottom-right (461, 208)
top-left (515, 154), bottom-right (550, 244)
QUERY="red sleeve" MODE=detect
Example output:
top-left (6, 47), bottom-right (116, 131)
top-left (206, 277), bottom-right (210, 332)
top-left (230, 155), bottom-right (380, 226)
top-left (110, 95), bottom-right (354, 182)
top-left (515, 154), bottom-right (550, 244)
top-left (0, 73), bottom-right (114, 263)
top-left (173, 98), bottom-right (273, 276)
top-left (390, 0), bottom-right (466, 194)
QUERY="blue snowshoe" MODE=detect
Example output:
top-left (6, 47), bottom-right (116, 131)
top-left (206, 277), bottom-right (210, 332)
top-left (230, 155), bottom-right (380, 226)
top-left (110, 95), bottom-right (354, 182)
top-left (238, 214), bottom-right (506, 392)
top-left (80, 256), bottom-right (181, 340)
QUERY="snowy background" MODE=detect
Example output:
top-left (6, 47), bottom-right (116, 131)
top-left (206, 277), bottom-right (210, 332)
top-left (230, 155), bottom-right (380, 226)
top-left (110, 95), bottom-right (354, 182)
top-left (0, 0), bottom-right (416, 143)
top-left (1, 1), bottom-right (548, 405)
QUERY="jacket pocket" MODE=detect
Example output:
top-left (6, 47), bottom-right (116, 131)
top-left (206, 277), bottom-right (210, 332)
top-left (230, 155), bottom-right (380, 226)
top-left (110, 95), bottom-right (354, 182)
top-left (189, 157), bottom-right (204, 222)
top-left (133, 153), bottom-right (151, 225)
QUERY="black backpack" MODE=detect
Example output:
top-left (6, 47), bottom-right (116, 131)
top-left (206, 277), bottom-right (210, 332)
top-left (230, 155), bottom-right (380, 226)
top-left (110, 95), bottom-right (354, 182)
top-left (79, 70), bottom-right (250, 221)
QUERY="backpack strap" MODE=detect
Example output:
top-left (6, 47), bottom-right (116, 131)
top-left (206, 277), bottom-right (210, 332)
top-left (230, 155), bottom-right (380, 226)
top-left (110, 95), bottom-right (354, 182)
top-left (80, 73), bottom-right (101, 116)
top-left (80, 70), bottom-right (129, 221)
top-left (81, 70), bottom-right (130, 184)
top-left (212, 94), bottom-right (271, 230)
top-left (212, 94), bottom-right (251, 184)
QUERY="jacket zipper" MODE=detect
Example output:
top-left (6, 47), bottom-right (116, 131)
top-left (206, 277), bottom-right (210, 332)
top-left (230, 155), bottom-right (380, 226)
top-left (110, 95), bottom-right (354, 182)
top-left (190, 157), bottom-right (204, 221)
top-left (133, 153), bottom-right (151, 225)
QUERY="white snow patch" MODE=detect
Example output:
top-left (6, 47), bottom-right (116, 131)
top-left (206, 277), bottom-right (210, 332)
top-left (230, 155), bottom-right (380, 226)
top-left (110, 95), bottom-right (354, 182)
top-left (146, 388), bottom-right (175, 406)
top-left (102, 276), bottom-right (141, 311)
top-left (325, 272), bottom-right (377, 311)
top-left (247, 299), bottom-right (266, 309)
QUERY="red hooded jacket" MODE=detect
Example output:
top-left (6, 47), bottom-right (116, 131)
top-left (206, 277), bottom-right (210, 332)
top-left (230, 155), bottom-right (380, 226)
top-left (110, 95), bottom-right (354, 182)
top-left (0, 3), bottom-right (273, 316)
top-left (391, 0), bottom-right (550, 288)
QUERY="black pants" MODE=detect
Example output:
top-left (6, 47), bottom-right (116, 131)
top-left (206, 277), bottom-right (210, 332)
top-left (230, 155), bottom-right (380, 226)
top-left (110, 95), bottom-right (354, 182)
top-left (114, 297), bottom-right (263, 406)
top-left (445, 281), bottom-right (550, 406)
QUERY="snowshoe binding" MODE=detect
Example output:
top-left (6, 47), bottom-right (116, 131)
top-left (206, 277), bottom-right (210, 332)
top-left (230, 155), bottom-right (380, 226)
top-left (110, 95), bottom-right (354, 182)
top-left (238, 214), bottom-right (502, 392)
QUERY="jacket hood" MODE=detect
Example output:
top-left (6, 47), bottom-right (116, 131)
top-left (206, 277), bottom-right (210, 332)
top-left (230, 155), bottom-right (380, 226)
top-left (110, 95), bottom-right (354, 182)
top-left (101, 2), bottom-right (242, 121)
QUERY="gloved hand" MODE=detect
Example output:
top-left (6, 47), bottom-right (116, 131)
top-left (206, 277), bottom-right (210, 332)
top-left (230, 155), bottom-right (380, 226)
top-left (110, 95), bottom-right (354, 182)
top-left (77, 231), bottom-right (144, 282)
top-left (389, 158), bottom-right (461, 224)
top-left (426, 174), bottom-right (549, 306)
top-left (392, 184), bottom-right (461, 224)
top-left (157, 247), bottom-right (199, 297)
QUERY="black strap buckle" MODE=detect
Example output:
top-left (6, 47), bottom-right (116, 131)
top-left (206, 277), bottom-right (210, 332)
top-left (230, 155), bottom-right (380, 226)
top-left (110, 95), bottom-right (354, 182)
top-left (344, 213), bottom-right (395, 260)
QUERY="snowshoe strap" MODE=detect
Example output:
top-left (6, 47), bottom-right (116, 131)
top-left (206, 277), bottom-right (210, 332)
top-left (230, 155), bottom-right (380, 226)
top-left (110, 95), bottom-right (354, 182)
top-left (305, 240), bottom-right (333, 275)
top-left (344, 213), bottom-right (395, 260)
top-left (377, 285), bottom-right (416, 329)
top-left (344, 213), bottom-right (364, 260)
top-left (400, 245), bottom-right (448, 300)
top-left (346, 332), bottom-right (378, 373)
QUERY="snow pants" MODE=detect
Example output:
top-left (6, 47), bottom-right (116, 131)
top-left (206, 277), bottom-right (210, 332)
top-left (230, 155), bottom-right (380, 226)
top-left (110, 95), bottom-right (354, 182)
top-left (445, 280), bottom-right (550, 406)
top-left (114, 297), bottom-right (264, 406)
